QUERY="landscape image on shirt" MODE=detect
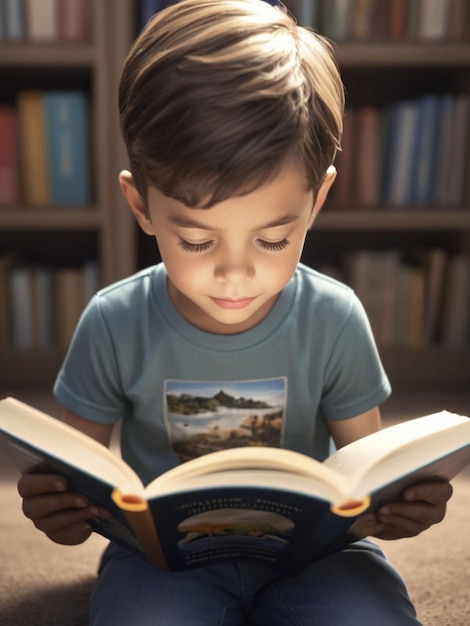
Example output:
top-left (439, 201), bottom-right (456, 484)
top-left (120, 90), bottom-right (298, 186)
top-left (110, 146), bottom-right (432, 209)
top-left (165, 378), bottom-right (286, 461)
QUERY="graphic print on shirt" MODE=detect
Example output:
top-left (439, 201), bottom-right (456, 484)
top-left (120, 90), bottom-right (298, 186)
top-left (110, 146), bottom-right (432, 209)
top-left (164, 378), bottom-right (287, 462)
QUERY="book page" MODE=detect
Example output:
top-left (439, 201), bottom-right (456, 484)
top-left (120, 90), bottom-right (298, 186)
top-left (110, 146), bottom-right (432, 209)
top-left (0, 397), bottom-right (142, 495)
top-left (324, 411), bottom-right (470, 498)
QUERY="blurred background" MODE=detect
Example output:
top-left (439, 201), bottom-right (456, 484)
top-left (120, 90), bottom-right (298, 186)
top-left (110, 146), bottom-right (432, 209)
top-left (0, 0), bottom-right (469, 395)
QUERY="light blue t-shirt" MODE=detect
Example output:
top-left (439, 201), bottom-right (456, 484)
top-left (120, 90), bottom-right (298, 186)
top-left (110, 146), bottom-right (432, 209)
top-left (54, 262), bottom-right (390, 485)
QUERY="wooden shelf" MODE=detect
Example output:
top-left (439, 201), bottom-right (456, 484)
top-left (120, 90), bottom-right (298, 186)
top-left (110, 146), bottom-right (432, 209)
top-left (336, 44), bottom-right (470, 67)
top-left (0, 43), bottom-right (96, 66)
top-left (317, 210), bottom-right (470, 231)
top-left (0, 209), bottom-right (103, 230)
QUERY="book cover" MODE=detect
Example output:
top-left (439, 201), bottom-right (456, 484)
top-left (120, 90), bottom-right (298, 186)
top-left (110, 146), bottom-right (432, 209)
top-left (44, 91), bottom-right (91, 205)
top-left (17, 91), bottom-right (50, 207)
top-left (1, 398), bottom-right (469, 572)
top-left (0, 105), bottom-right (21, 205)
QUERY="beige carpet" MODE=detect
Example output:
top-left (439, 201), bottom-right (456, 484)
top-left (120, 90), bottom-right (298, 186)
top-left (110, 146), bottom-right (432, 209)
top-left (0, 390), bottom-right (469, 625)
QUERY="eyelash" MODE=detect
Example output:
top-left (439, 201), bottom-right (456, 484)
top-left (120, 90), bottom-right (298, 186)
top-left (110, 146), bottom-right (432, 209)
top-left (178, 239), bottom-right (214, 253)
top-left (258, 239), bottom-right (291, 252)
top-left (178, 238), bottom-right (291, 253)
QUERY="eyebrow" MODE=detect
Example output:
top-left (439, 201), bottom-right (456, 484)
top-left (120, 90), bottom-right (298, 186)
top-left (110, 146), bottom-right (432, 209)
top-left (168, 214), bottom-right (300, 230)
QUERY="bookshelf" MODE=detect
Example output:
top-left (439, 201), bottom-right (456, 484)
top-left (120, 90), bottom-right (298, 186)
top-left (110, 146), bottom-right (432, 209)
top-left (0, 0), bottom-right (128, 386)
top-left (1, 0), bottom-right (469, 391)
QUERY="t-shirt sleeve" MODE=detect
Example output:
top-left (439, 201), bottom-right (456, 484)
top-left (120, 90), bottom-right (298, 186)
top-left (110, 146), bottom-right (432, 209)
top-left (53, 294), bottom-right (129, 424)
top-left (320, 293), bottom-right (391, 420)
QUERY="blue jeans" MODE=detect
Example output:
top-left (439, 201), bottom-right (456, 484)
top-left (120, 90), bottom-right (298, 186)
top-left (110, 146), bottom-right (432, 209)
top-left (90, 540), bottom-right (422, 625)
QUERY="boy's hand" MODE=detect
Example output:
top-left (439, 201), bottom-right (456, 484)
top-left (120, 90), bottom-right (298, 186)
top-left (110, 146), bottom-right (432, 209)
top-left (349, 480), bottom-right (453, 541)
top-left (18, 473), bottom-right (110, 546)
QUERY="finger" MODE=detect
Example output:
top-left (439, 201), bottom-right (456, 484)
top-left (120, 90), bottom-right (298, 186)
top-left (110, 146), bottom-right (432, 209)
top-left (18, 474), bottom-right (68, 498)
top-left (32, 505), bottom-right (97, 536)
top-left (380, 501), bottom-right (446, 525)
top-left (403, 481), bottom-right (453, 505)
top-left (45, 520), bottom-right (94, 546)
top-left (22, 492), bottom-right (90, 521)
top-left (375, 509), bottom-right (434, 538)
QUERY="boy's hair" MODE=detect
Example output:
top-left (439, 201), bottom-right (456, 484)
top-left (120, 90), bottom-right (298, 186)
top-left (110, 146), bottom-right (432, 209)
top-left (119, 0), bottom-right (344, 208)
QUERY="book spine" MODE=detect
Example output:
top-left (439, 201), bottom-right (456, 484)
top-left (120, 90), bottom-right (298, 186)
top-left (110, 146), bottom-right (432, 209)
top-left (54, 266), bottom-right (85, 350)
top-left (44, 91), bottom-right (91, 205)
top-left (58, 0), bottom-right (90, 41)
top-left (17, 91), bottom-right (50, 207)
top-left (0, 106), bottom-right (21, 205)
top-left (112, 489), bottom-right (167, 570)
top-left (2, 0), bottom-right (25, 40)
top-left (25, 0), bottom-right (58, 41)
top-left (9, 265), bottom-right (35, 350)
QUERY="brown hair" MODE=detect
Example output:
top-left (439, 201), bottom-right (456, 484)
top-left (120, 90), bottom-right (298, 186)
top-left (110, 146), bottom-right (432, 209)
top-left (119, 0), bottom-right (344, 207)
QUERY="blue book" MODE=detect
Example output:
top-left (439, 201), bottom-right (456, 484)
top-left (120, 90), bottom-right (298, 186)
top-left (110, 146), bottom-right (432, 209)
top-left (409, 95), bottom-right (440, 206)
top-left (382, 100), bottom-right (419, 206)
top-left (44, 91), bottom-right (91, 206)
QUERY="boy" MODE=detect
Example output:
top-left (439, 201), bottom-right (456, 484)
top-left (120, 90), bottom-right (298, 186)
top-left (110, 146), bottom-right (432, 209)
top-left (18, 1), bottom-right (451, 624)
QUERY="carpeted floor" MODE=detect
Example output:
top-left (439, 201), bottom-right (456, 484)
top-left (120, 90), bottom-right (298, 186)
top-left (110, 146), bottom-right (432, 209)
top-left (0, 390), bottom-right (469, 625)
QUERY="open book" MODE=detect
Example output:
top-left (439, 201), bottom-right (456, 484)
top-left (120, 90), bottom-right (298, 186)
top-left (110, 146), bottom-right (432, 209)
top-left (1, 397), bottom-right (469, 573)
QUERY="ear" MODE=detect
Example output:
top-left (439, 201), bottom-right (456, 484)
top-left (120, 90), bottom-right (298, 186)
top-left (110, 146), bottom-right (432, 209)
top-left (307, 165), bottom-right (337, 229)
top-left (119, 170), bottom-right (154, 236)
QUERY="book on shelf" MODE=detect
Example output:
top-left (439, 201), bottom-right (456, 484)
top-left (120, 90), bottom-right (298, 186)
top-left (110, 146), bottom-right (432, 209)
top-left (44, 91), bottom-right (90, 205)
top-left (25, 0), bottom-right (58, 41)
top-left (8, 265), bottom-right (35, 350)
top-left (383, 100), bottom-right (418, 206)
top-left (441, 254), bottom-right (470, 347)
top-left (423, 248), bottom-right (447, 346)
top-left (17, 91), bottom-right (50, 207)
top-left (17, 90), bottom-right (91, 207)
top-left (1, 0), bottom-right (25, 40)
top-left (1, 397), bottom-right (469, 573)
top-left (55, 266), bottom-right (86, 351)
top-left (4, 260), bottom-right (96, 351)
top-left (58, 0), bottom-right (90, 41)
top-left (409, 95), bottom-right (441, 205)
top-left (285, 0), bottom-right (463, 41)
top-left (0, 105), bottom-right (21, 206)
top-left (332, 107), bottom-right (355, 206)
top-left (418, 0), bottom-right (450, 40)
top-left (0, 256), bottom-right (18, 350)
top-left (356, 106), bottom-right (381, 206)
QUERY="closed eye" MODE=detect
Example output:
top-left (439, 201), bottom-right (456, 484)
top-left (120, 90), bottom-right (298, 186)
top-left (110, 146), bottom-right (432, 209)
top-left (178, 238), bottom-right (214, 253)
top-left (258, 239), bottom-right (290, 252)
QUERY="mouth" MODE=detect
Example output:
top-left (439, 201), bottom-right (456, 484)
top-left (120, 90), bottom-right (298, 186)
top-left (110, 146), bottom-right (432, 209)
top-left (210, 297), bottom-right (257, 310)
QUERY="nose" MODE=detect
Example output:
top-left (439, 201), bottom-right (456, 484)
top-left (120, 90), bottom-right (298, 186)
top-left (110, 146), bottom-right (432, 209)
top-left (214, 248), bottom-right (255, 285)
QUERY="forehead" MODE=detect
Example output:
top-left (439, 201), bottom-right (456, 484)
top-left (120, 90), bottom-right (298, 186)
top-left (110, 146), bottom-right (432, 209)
top-left (147, 158), bottom-right (311, 216)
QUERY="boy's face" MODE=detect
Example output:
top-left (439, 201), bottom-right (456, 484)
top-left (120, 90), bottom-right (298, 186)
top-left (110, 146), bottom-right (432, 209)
top-left (121, 160), bottom-right (335, 335)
